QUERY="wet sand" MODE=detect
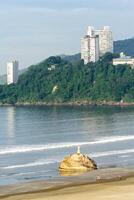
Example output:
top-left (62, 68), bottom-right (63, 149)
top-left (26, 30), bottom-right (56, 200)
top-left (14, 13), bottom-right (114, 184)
top-left (1, 168), bottom-right (134, 200)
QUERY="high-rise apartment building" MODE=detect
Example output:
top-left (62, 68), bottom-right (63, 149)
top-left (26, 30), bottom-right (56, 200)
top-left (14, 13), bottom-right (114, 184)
top-left (7, 60), bottom-right (19, 85)
top-left (81, 26), bottom-right (113, 64)
top-left (95, 26), bottom-right (113, 56)
top-left (81, 26), bottom-right (99, 64)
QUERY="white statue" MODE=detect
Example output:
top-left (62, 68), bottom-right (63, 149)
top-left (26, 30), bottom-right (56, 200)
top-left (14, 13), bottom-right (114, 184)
top-left (77, 146), bottom-right (81, 155)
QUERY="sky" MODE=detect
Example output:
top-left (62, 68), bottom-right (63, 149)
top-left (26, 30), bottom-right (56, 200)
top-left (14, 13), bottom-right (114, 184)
top-left (0, 0), bottom-right (134, 74)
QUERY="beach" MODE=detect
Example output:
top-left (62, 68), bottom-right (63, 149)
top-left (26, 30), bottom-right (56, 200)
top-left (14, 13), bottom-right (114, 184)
top-left (6, 177), bottom-right (134, 200)
top-left (1, 168), bottom-right (134, 200)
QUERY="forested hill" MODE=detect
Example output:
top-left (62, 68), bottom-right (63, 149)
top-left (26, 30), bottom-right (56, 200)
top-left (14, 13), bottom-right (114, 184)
top-left (114, 38), bottom-right (134, 56)
top-left (0, 53), bottom-right (134, 104)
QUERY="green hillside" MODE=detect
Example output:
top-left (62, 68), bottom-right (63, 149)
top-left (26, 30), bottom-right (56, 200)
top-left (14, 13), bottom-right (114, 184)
top-left (63, 53), bottom-right (81, 63)
top-left (114, 38), bottom-right (134, 56)
top-left (0, 53), bottom-right (134, 104)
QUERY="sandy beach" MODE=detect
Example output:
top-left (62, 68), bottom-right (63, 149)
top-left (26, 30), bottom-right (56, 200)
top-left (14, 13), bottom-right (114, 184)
top-left (5, 177), bottom-right (134, 200)
top-left (1, 168), bottom-right (134, 200)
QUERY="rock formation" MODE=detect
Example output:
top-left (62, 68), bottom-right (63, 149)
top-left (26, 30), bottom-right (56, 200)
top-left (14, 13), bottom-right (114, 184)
top-left (59, 146), bottom-right (97, 172)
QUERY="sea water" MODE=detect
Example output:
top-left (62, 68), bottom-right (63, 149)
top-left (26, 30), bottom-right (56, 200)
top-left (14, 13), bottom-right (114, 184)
top-left (0, 105), bottom-right (134, 185)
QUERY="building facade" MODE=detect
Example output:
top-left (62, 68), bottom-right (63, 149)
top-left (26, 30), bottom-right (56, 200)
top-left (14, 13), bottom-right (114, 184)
top-left (81, 26), bottom-right (99, 64)
top-left (7, 61), bottom-right (19, 85)
top-left (95, 26), bottom-right (113, 57)
top-left (113, 52), bottom-right (134, 68)
top-left (81, 26), bottom-right (113, 64)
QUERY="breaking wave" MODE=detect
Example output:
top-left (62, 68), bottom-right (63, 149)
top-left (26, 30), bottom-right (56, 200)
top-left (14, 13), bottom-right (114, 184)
top-left (91, 149), bottom-right (134, 158)
top-left (3, 159), bottom-right (59, 169)
top-left (0, 135), bottom-right (134, 155)
top-left (2, 148), bottom-right (134, 170)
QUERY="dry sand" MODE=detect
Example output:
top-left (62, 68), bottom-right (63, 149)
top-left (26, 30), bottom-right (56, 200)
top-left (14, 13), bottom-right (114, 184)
top-left (1, 168), bottom-right (134, 200)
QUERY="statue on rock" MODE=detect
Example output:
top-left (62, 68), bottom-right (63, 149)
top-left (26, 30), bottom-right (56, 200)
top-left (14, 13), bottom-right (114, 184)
top-left (77, 145), bottom-right (81, 155)
top-left (59, 146), bottom-right (97, 172)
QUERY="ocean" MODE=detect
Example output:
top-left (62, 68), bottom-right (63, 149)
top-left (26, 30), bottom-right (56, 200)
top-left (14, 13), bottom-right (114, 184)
top-left (0, 105), bottom-right (134, 185)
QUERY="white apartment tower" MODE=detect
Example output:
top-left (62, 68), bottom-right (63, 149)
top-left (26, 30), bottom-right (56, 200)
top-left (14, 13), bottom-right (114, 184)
top-left (95, 26), bottom-right (113, 56)
top-left (81, 26), bottom-right (99, 64)
top-left (7, 61), bottom-right (19, 85)
top-left (81, 26), bottom-right (113, 64)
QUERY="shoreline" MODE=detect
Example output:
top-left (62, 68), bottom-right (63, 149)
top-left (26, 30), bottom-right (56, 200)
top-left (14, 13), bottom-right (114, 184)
top-left (1, 101), bottom-right (134, 107)
top-left (0, 168), bottom-right (134, 199)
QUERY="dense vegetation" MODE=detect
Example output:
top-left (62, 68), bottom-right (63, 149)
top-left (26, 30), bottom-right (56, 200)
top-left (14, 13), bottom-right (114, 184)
top-left (62, 53), bottom-right (81, 63)
top-left (0, 53), bottom-right (134, 104)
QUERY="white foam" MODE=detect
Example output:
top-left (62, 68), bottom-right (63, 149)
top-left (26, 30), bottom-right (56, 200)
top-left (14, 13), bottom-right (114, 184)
top-left (91, 149), bottom-right (134, 158)
top-left (3, 159), bottom-right (59, 169)
top-left (2, 148), bottom-right (134, 170)
top-left (0, 135), bottom-right (134, 155)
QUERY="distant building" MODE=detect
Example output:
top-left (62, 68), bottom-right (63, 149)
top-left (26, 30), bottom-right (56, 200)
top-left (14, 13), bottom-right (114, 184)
top-left (113, 52), bottom-right (134, 68)
top-left (48, 64), bottom-right (56, 71)
top-left (7, 61), bottom-right (19, 85)
top-left (81, 26), bottom-right (113, 64)
top-left (81, 26), bottom-right (99, 64)
top-left (95, 26), bottom-right (113, 57)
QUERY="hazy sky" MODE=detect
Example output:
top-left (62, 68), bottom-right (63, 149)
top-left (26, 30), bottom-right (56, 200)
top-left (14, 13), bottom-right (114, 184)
top-left (0, 0), bottom-right (134, 74)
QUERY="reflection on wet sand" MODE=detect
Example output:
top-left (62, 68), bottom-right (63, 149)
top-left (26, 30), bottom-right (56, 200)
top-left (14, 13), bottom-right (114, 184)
top-left (59, 170), bottom-right (86, 176)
